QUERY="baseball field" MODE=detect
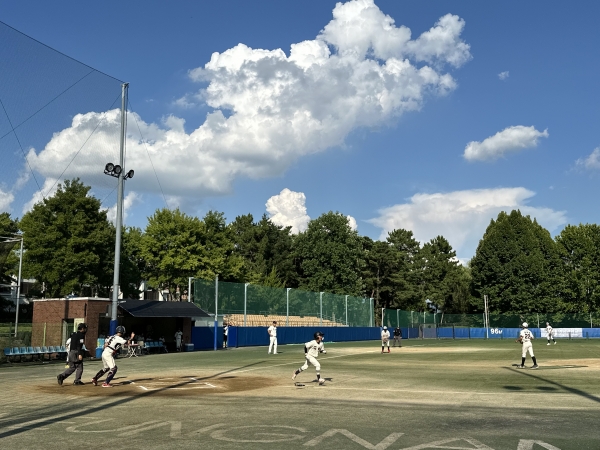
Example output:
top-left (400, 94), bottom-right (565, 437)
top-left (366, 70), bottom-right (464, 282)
top-left (0, 339), bottom-right (599, 450)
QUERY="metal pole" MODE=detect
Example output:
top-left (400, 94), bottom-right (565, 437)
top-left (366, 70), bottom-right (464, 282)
top-left (537, 313), bottom-right (539, 329)
top-left (286, 288), bottom-right (291, 326)
top-left (14, 236), bottom-right (23, 338)
top-left (397, 309), bottom-right (399, 329)
top-left (319, 292), bottom-right (323, 327)
top-left (214, 275), bottom-right (218, 351)
top-left (244, 283), bottom-right (249, 327)
top-left (370, 298), bottom-right (373, 327)
top-left (345, 295), bottom-right (348, 326)
top-left (188, 277), bottom-right (193, 302)
top-left (591, 312), bottom-right (593, 329)
top-left (484, 294), bottom-right (489, 339)
top-left (109, 82), bottom-right (128, 336)
top-left (382, 308), bottom-right (384, 327)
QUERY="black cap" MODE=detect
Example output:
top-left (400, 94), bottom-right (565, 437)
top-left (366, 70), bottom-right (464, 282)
top-left (77, 323), bottom-right (88, 330)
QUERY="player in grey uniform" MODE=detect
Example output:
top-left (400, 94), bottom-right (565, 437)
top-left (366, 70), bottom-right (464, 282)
top-left (292, 331), bottom-right (327, 385)
top-left (546, 322), bottom-right (556, 345)
top-left (91, 326), bottom-right (135, 387)
top-left (516, 322), bottom-right (538, 369)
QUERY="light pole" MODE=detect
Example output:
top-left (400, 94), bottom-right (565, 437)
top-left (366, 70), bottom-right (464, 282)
top-left (104, 83), bottom-right (133, 336)
top-left (1, 234), bottom-right (24, 338)
top-left (188, 277), bottom-right (193, 302)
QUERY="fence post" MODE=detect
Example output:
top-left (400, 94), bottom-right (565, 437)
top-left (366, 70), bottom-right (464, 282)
top-left (591, 313), bottom-right (593, 329)
top-left (214, 275), bottom-right (218, 351)
top-left (369, 298), bottom-right (373, 327)
top-left (319, 292), bottom-right (323, 327)
top-left (345, 295), bottom-right (348, 326)
top-left (286, 288), bottom-right (291, 326)
top-left (43, 322), bottom-right (47, 347)
top-left (452, 325), bottom-right (455, 340)
top-left (244, 283), bottom-right (249, 327)
top-left (397, 309), bottom-right (399, 329)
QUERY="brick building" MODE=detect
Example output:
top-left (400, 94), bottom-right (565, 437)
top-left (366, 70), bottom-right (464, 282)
top-left (31, 297), bottom-right (111, 355)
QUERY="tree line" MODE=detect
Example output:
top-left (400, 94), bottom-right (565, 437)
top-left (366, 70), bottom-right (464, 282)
top-left (1, 179), bottom-right (599, 318)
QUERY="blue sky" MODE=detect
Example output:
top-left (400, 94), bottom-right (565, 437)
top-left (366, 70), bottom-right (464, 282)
top-left (1, 0), bottom-right (599, 262)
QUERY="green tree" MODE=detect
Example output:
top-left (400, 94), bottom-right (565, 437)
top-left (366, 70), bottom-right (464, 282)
top-left (420, 236), bottom-right (462, 313)
top-left (119, 227), bottom-right (146, 299)
top-left (470, 210), bottom-right (562, 314)
top-left (294, 212), bottom-right (364, 295)
top-left (556, 224), bottom-right (600, 313)
top-left (362, 237), bottom-right (397, 311)
top-left (19, 179), bottom-right (114, 297)
top-left (141, 208), bottom-right (205, 299)
top-left (229, 213), bottom-right (294, 285)
top-left (387, 229), bottom-right (423, 310)
top-left (199, 210), bottom-right (244, 282)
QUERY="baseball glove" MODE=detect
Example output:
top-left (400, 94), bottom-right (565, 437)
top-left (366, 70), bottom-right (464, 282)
top-left (515, 337), bottom-right (523, 344)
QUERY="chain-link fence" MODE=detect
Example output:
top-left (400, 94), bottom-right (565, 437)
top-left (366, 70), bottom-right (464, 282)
top-left (382, 309), bottom-right (600, 329)
top-left (193, 279), bottom-right (373, 327)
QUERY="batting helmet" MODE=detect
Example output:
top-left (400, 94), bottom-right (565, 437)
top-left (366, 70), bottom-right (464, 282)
top-left (314, 331), bottom-right (324, 340)
top-left (383, 326), bottom-right (387, 330)
top-left (116, 325), bottom-right (126, 335)
top-left (522, 322), bottom-right (528, 328)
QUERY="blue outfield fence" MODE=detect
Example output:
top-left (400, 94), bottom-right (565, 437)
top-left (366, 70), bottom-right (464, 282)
top-left (191, 326), bottom-right (381, 350)
top-left (190, 326), bottom-right (600, 351)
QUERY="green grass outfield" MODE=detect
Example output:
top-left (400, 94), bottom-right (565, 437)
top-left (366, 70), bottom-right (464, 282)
top-left (0, 339), bottom-right (599, 449)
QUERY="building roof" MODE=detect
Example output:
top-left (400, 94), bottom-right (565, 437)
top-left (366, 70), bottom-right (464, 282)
top-left (118, 300), bottom-right (210, 318)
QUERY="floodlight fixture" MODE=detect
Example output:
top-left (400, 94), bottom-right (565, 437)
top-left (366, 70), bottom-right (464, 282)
top-left (105, 163), bottom-right (114, 173)
top-left (125, 169), bottom-right (134, 179)
top-left (113, 165), bottom-right (122, 175)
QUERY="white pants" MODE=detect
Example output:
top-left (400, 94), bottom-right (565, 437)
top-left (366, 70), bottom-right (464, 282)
top-left (522, 342), bottom-right (534, 358)
top-left (301, 355), bottom-right (320, 372)
top-left (382, 339), bottom-right (389, 347)
top-left (102, 351), bottom-right (117, 370)
top-left (268, 336), bottom-right (277, 354)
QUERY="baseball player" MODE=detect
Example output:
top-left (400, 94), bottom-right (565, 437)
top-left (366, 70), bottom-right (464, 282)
top-left (292, 331), bottom-right (327, 385)
top-left (546, 322), bottom-right (556, 345)
top-left (267, 321), bottom-right (278, 354)
top-left (381, 326), bottom-right (391, 353)
top-left (174, 329), bottom-right (183, 351)
top-left (516, 322), bottom-right (538, 369)
top-left (393, 326), bottom-right (402, 347)
top-left (91, 326), bottom-right (135, 388)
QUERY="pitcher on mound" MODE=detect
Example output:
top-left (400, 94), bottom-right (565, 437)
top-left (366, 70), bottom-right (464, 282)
top-left (292, 331), bottom-right (327, 385)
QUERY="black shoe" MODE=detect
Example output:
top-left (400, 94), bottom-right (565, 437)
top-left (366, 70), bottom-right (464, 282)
top-left (73, 380), bottom-right (84, 386)
top-left (57, 375), bottom-right (63, 386)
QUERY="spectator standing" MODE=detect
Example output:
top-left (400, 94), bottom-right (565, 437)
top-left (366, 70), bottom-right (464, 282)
top-left (223, 323), bottom-right (229, 348)
top-left (268, 321), bottom-right (278, 354)
top-left (57, 323), bottom-right (88, 386)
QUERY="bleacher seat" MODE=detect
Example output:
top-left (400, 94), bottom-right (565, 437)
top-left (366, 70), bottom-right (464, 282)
top-left (41, 346), bottom-right (49, 360)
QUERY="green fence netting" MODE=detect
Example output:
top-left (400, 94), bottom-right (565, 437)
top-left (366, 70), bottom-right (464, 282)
top-left (382, 309), bottom-right (600, 329)
top-left (193, 279), bottom-right (373, 327)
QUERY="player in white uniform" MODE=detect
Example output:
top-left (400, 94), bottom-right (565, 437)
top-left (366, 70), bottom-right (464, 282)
top-left (292, 331), bottom-right (327, 385)
top-left (546, 322), bottom-right (556, 345)
top-left (516, 322), bottom-right (538, 369)
top-left (381, 326), bottom-right (391, 353)
top-left (267, 321), bottom-right (278, 354)
top-left (91, 326), bottom-right (135, 387)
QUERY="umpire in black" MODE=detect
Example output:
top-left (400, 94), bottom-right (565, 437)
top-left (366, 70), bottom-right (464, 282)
top-left (57, 323), bottom-right (88, 386)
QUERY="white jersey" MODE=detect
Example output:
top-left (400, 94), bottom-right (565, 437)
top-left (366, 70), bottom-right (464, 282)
top-left (268, 325), bottom-right (277, 337)
top-left (174, 331), bottom-right (183, 342)
top-left (103, 335), bottom-right (127, 356)
top-left (520, 329), bottom-right (533, 343)
top-left (304, 339), bottom-right (325, 358)
top-left (546, 325), bottom-right (553, 335)
top-left (381, 330), bottom-right (390, 340)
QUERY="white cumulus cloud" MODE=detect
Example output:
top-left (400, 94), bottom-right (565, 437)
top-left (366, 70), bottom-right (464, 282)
top-left (575, 147), bottom-right (600, 170)
top-left (266, 188), bottom-right (310, 234)
top-left (106, 192), bottom-right (141, 226)
top-left (21, 0), bottom-right (470, 207)
top-left (347, 215), bottom-right (358, 231)
top-left (498, 71), bottom-right (509, 80)
top-left (463, 125), bottom-right (549, 162)
top-left (369, 187), bottom-right (567, 260)
top-left (0, 188), bottom-right (14, 213)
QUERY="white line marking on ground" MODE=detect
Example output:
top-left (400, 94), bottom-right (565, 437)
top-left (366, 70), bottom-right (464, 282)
top-left (138, 385), bottom-right (148, 391)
